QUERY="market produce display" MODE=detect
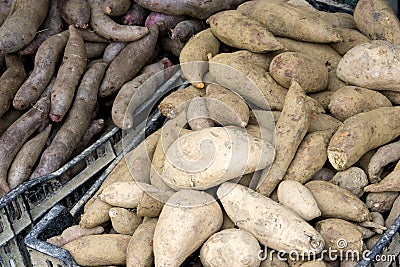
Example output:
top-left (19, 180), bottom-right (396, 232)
top-left (1, 0), bottom-right (400, 266)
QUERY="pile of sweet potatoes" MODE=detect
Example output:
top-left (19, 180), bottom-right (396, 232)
top-left (2, 0), bottom-right (400, 266)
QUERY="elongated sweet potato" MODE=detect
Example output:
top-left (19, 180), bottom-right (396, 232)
top-left (0, 96), bottom-right (50, 195)
top-left (99, 25), bottom-right (158, 97)
top-left (257, 81), bottom-right (310, 197)
top-left (102, 42), bottom-right (127, 64)
top-left (0, 55), bottom-right (26, 118)
top-left (119, 2), bottom-right (149, 26)
top-left (50, 26), bottom-right (87, 122)
top-left (103, 0), bottom-right (130, 16)
top-left (208, 10), bottom-right (283, 53)
top-left (365, 191), bottom-right (399, 212)
top-left (84, 42), bottom-right (108, 58)
top-left (13, 30), bottom-right (69, 110)
top-left (364, 167), bottom-right (400, 192)
top-left (368, 141), bottom-right (400, 183)
top-left (31, 63), bottom-right (105, 179)
top-left (145, 12), bottom-right (186, 36)
top-left (171, 19), bottom-right (205, 41)
top-left (76, 28), bottom-right (109, 42)
top-left (47, 225), bottom-right (104, 247)
top-left (0, 109), bottom-right (24, 136)
top-left (327, 106), bottom-right (400, 170)
top-left (88, 0), bottom-right (149, 41)
top-left (187, 96), bottom-right (214, 131)
top-left (61, 0), bottom-right (90, 28)
top-left (322, 11), bottom-right (357, 29)
top-left (0, 0), bottom-right (50, 53)
top-left (386, 195), bottom-right (400, 227)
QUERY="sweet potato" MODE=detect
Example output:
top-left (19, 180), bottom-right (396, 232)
top-left (80, 198), bottom-right (112, 228)
top-left (179, 28), bottom-right (220, 89)
top-left (381, 91), bottom-right (400, 105)
top-left (31, 63), bottom-right (105, 179)
top-left (368, 141), bottom-right (400, 183)
top-left (47, 225), bottom-right (104, 247)
top-left (208, 10), bottom-right (283, 53)
top-left (119, 2), bottom-right (149, 26)
top-left (76, 28), bottom-right (109, 42)
top-left (126, 218), bottom-right (158, 267)
top-left (365, 192), bottom-right (399, 212)
top-left (257, 81), bottom-right (309, 197)
top-left (337, 41), bottom-right (400, 91)
top-left (364, 167), bottom-right (400, 193)
top-left (354, 0), bottom-right (400, 44)
top-left (232, 50), bottom-right (275, 71)
top-left (7, 124), bottom-right (51, 189)
top-left (0, 1), bottom-right (12, 25)
top-left (328, 86), bottom-right (392, 121)
top-left (0, 96), bottom-right (50, 195)
top-left (13, 30), bottom-right (69, 110)
top-left (103, 0), bottom-right (130, 16)
top-left (136, 191), bottom-right (174, 217)
top-left (0, 109), bottom-right (24, 136)
top-left (205, 84), bottom-right (249, 127)
top-left (329, 29), bottom-right (370, 56)
top-left (0, 0), bottom-right (50, 53)
top-left (327, 106), bottom-right (400, 170)
top-left (237, 0), bottom-right (341, 43)
top-left (200, 229), bottom-right (261, 267)
top-left (145, 12), bottom-right (186, 36)
top-left (322, 11), bottom-right (357, 29)
top-left (0, 55), bottom-right (26, 118)
top-left (63, 234), bottom-right (131, 266)
top-left (305, 181), bottom-right (370, 222)
top-left (109, 207), bottom-right (142, 235)
top-left (330, 167), bottom-right (368, 198)
top-left (359, 212), bottom-right (386, 234)
top-left (18, 0), bottom-right (64, 56)
top-left (102, 42), bottom-right (127, 64)
top-left (161, 126), bottom-right (275, 190)
top-left (50, 26), bottom-right (87, 122)
top-left (134, 0), bottom-right (246, 20)
top-left (309, 91), bottom-right (334, 110)
top-left (310, 168), bottom-right (336, 182)
top-left (187, 96), bottom-right (214, 131)
top-left (84, 42), bottom-right (108, 58)
top-left (284, 130), bottom-right (332, 184)
top-left (308, 111), bottom-right (342, 134)
top-left (386, 195), bottom-right (400, 227)
top-left (98, 25), bottom-right (158, 97)
top-left (153, 190), bottom-right (223, 266)
top-left (171, 19), bottom-right (205, 41)
top-left (61, 0), bottom-right (90, 28)
top-left (218, 182), bottom-right (325, 254)
top-left (160, 37), bottom-right (185, 57)
top-left (209, 53), bottom-right (287, 110)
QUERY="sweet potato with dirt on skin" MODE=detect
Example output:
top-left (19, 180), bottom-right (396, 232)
top-left (0, 109), bottom-right (24, 136)
top-left (359, 212), bottom-right (386, 234)
top-left (205, 83), bottom-right (249, 127)
top-left (365, 192), bottom-right (399, 212)
top-left (47, 225), bottom-right (104, 247)
top-left (76, 28), bottom-right (109, 42)
top-left (328, 86), bottom-right (392, 121)
top-left (386, 195), bottom-right (400, 227)
top-left (207, 10), bottom-right (283, 53)
top-left (171, 19), bottom-right (205, 41)
top-left (329, 167), bottom-right (368, 198)
top-left (103, 0), bottom-right (130, 16)
top-left (180, 28), bottom-right (220, 89)
top-left (7, 124), bottom-right (52, 189)
top-left (368, 142), bottom-right (400, 183)
top-left (322, 11), bottom-right (356, 29)
top-left (269, 52), bottom-right (328, 92)
top-left (145, 12), bottom-right (186, 36)
top-left (232, 50), bottom-right (276, 71)
top-left (31, 63), bottom-right (105, 179)
top-left (200, 228), bottom-right (261, 267)
top-left (80, 198), bottom-right (112, 228)
top-left (98, 25), bottom-right (158, 97)
top-left (329, 29), bottom-right (370, 56)
top-left (354, 0), bottom-right (400, 44)
top-left (237, 0), bottom-right (342, 43)
top-left (50, 26), bottom-right (87, 122)
top-left (13, 30), bottom-right (69, 111)
top-left (134, 0), bottom-right (246, 20)
top-left (109, 207), bottom-right (142, 235)
top-left (187, 96), bottom-right (214, 131)
top-left (136, 191), bottom-right (174, 217)
top-left (63, 234), bottom-right (131, 266)
top-left (307, 111), bottom-right (342, 133)
top-left (381, 91), bottom-right (400, 105)
top-left (310, 168), bottom-right (336, 182)
top-left (0, 0), bottom-right (50, 53)
top-left (218, 182), bottom-right (325, 254)
top-left (102, 41), bottom-right (127, 64)
top-left (119, 2), bottom-right (149, 25)
top-left (126, 218), bottom-right (158, 267)
top-left (61, 0), bottom-right (90, 28)
top-left (0, 96), bottom-right (50, 196)
top-left (305, 180), bottom-right (370, 222)
top-left (161, 37), bottom-right (185, 57)
top-left (0, 55), bottom-right (26, 118)
top-left (154, 190), bottom-right (223, 267)
top-left (0, 1), bottom-right (12, 25)
top-left (257, 81), bottom-right (309, 197)
top-left (327, 106), bottom-right (400, 170)
top-left (209, 53), bottom-right (287, 111)
top-left (364, 166), bottom-right (400, 193)
top-left (308, 91), bottom-right (334, 110)
top-left (84, 42), bottom-right (108, 58)
top-left (284, 130), bottom-right (332, 184)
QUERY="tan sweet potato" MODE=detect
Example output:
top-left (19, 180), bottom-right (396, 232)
top-left (179, 28), bottom-right (220, 89)
top-left (200, 229), bottom-right (261, 267)
top-left (269, 52), bottom-right (328, 92)
top-left (109, 207), bottom-right (142, 235)
top-left (136, 191), bottom-right (174, 217)
top-left (386, 195), bottom-right (400, 227)
top-left (305, 181), bottom-right (370, 222)
top-left (322, 11), bottom-right (356, 29)
top-left (63, 234), bottom-right (131, 266)
top-left (153, 190), bottom-right (223, 266)
top-left (308, 111), bottom-right (342, 134)
top-left (61, 0), bottom-right (90, 28)
top-left (328, 86), bottom-right (392, 121)
top-left (329, 167), bottom-right (368, 198)
top-left (187, 96), bottom-right (214, 130)
top-left (330, 29), bottom-right (370, 56)
top-left (327, 106), bottom-right (400, 170)
top-left (47, 225), bottom-right (104, 247)
top-left (309, 91), bottom-right (334, 110)
top-left (232, 50), bottom-right (276, 71)
top-left (381, 91), bottom-right (400, 105)
top-left (208, 10), bottom-right (282, 53)
top-left (80, 198), bottom-right (112, 228)
top-left (365, 192), bottom-right (399, 212)
top-left (257, 81), bottom-right (309, 197)
top-left (368, 142), bottom-right (400, 183)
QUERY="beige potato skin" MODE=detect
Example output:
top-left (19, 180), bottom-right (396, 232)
top-left (330, 29), bottom-right (370, 56)
top-left (382, 91), bottom-right (400, 105)
top-left (80, 198), bottom-right (113, 228)
top-left (269, 52), bottom-right (328, 92)
top-left (309, 91), bottom-right (334, 110)
top-left (386, 195), bottom-right (400, 227)
top-left (330, 167), bottom-right (368, 198)
top-left (179, 29), bottom-right (220, 89)
top-left (200, 229), bottom-right (261, 267)
top-left (187, 96), bottom-right (214, 130)
top-left (328, 86), bottom-right (392, 121)
top-left (109, 207), bottom-right (142, 235)
top-left (337, 41), bottom-right (400, 91)
top-left (327, 106), bottom-right (400, 170)
top-left (218, 182), bottom-right (325, 254)
top-left (126, 218), bottom-right (158, 267)
top-left (153, 190), bottom-right (223, 267)
top-left (277, 180), bottom-right (321, 221)
top-left (366, 192), bottom-right (399, 213)
top-left (63, 234), bottom-right (131, 266)
top-left (232, 50), bottom-right (276, 71)
top-left (208, 10), bottom-right (283, 53)
top-left (308, 111), bottom-right (342, 134)
top-left (136, 191), bottom-right (174, 217)
top-left (206, 84), bottom-right (249, 127)
top-left (305, 181), bottom-right (370, 222)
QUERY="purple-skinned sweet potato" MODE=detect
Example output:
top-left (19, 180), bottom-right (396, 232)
top-left (171, 19), bottom-right (205, 41)
top-left (119, 2), bottom-right (149, 26)
top-left (145, 12), bottom-right (187, 35)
